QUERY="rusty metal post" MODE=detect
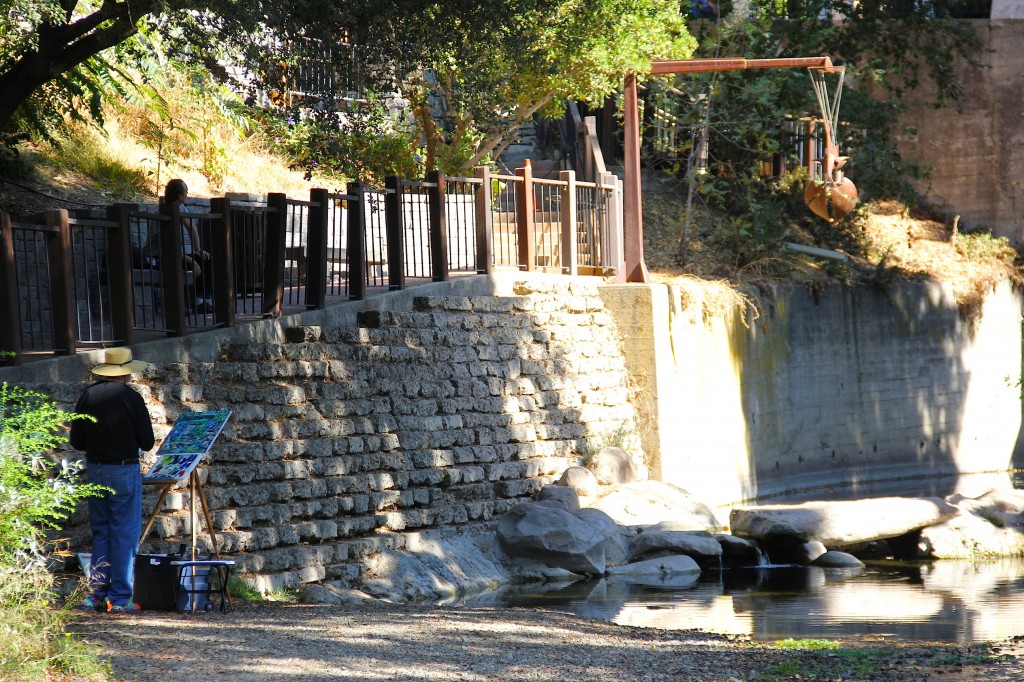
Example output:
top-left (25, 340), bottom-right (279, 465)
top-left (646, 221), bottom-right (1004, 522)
top-left (621, 72), bottom-right (648, 283)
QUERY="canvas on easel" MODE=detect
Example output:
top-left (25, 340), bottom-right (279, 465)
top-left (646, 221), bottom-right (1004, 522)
top-left (140, 410), bottom-right (231, 550)
top-left (143, 410), bottom-right (232, 483)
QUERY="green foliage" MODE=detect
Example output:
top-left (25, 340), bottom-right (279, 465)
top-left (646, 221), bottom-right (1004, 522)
top-left (225, 0), bottom-right (695, 173)
top-left (270, 96), bottom-right (426, 186)
top-left (955, 231), bottom-right (1018, 264)
top-left (0, 383), bottom-right (100, 568)
top-left (772, 638), bottom-right (840, 651)
top-left (118, 30), bottom-right (256, 193)
top-left (650, 0), bottom-right (982, 269)
top-left (0, 383), bottom-right (109, 681)
top-left (0, 565), bottom-right (111, 681)
top-left (12, 45), bottom-right (144, 142)
top-left (0, 1), bottom-right (65, 75)
top-left (227, 574), bottom-right (263, 601)
top-left (758, 642), bottom-right (910, 680)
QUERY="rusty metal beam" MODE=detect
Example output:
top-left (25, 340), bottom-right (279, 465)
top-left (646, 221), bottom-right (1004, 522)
top-left (620, 56), bottom-right (835, 283)
top-left (650, 57), bottom-right (834, 75)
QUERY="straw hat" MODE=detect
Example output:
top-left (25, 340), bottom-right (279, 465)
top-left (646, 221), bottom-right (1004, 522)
top-left (91, 347), bottom-right (149, 377)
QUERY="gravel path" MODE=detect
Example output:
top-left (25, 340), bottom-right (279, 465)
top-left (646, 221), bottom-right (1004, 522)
top-left (69, 600), bottom-right (1024, 681)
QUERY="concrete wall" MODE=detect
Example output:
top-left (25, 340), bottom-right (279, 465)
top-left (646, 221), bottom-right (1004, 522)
top-left (893, 16), bottom-right (1024, 244)
top-left (603, 279), bottom-right (1023, 510)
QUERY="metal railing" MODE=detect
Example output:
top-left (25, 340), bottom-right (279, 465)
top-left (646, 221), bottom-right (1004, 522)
top-left (0, 165), bottom-right (622, 363)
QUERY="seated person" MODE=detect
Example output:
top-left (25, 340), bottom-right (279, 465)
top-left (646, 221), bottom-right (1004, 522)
top-left (141, 179), bottom-right (212, 313)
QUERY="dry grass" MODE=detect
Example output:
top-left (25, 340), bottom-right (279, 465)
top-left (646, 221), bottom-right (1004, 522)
top-left (859, 199), bottom-right (1021, 313)
top-left (641, 186), bottom-right (1022, 324)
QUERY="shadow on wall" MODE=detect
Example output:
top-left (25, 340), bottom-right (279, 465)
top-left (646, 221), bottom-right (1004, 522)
top-left (38, 275), bottom-right (645, 591)
top-left (732, 280), bottom-right (1022, 501)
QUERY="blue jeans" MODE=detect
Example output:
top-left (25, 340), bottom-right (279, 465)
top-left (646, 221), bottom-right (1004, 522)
top-left (86, 463), bottom-right (142, 607)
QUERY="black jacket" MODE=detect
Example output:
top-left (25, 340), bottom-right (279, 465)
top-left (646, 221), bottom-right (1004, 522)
top-left (70, 380), bottom-right (155, 463)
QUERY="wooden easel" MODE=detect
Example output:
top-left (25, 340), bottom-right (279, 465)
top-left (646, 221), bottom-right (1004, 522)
top-left (139, 469), bottom-right (219, 561)
top-left (137, 410), bottom-right (233, 612)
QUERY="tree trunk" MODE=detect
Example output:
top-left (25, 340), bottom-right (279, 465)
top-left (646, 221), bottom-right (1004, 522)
top-left (0, 0), bottom-right (168, 133)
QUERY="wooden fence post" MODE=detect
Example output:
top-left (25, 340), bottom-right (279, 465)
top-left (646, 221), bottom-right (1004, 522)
top-left (473, 166), bottom-right (493, 274)
top-left (0, 212), bottom-right (21, 364)
top-left (515, 163), bottom-right (536, 271)
top-left (45, 210), bottom-right (76, 355)
top-left (559, 170), bottom-right (578, 276)
top-left (427, 169), bottom-right (449, 281)
top-left (106, 204), bottom-right (136, 345)
top-left (263, 192), bottom-right (288, 317)
top-left (209, 198), bottom-right (235, 328)
top-left (158, 201), bottom-right (187, 335)
top-left (346, 183), bottom-right (366, 301)
top-left (385, 176), bottom-right (405, 291)
top-left (305, 188), bottom-right (330, 310)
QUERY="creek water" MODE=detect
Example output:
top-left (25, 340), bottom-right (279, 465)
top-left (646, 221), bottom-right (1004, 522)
top-left (465, 557), bottom-right (1024, 643)
top-left (466, 472), bottom-right (1024, 643)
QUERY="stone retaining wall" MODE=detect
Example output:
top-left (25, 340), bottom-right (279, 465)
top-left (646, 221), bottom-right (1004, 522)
top-left (48, 278), bottom-right (640, 591)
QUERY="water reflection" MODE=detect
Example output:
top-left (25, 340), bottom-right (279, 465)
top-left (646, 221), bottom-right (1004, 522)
top-left (466, 558), bottom-right (1024, 643)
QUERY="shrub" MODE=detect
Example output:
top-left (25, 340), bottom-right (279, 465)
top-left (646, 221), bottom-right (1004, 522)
top-left (0, 382), bottom-right (109, 681)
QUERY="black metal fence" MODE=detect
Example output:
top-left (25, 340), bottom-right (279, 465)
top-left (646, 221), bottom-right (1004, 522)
top-left (0, 166), bottom-right (622, 363)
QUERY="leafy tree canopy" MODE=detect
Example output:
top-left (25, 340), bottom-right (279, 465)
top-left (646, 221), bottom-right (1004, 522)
top-left (1, 0), bottom-right (695, 175)
top-left (205, 0), bottom-right (697, 172)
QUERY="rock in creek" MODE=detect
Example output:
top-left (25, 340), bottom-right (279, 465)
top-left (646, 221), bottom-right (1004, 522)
top-left (497, 502), bottom-right (609, 575)
top-left (588, 480), bottom-right (726, 530)
top-left (729, 497), bottom-right (960, 548)
top-left (628, 524), bottom-right (723, 565)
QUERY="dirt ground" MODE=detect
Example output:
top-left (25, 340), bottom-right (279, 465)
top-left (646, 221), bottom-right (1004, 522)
top-left (67, 599), bottom-right (1024, 682)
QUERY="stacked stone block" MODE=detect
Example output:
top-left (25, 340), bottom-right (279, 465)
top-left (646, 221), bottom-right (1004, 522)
top-left (115, 281), bottom-right (638, 591)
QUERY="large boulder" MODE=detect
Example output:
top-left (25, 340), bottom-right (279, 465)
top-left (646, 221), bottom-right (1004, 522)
top-left (917, 512), bottom-right (1024, 559)
top-left (558, 466), bottom-right (600, 498)
top-left (715, 533), bottom-right (762, 565)
top-left (587, 480), bottom-right (726, 530)
top-left (496, 502), bottom-right (608, 575)
top-left (352, 523), bottom-right (569, 603)
top-left (628, 524), bottom-right (723, 565)
top-left (729, 497), bottom-right (959, 548)
top-left (605, 554), bottom-right (702, 588)
top-left (812, 551), bottom-right (864, 568)
top-left (575, 507), bottom-right (631, 567)
top-left (588, 447), bottom-right (647, 486)
top-left (946, 489), bottom-right (1024, 528)
top-left (536, 484), bottom-right (581, 512)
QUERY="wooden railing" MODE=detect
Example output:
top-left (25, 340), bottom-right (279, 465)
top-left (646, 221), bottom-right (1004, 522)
top-left (0, 165), bottom-right (622, 364)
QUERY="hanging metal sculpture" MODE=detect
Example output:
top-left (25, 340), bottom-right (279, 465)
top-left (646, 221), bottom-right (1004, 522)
top-left (804, 66), bottom-right (858, 224)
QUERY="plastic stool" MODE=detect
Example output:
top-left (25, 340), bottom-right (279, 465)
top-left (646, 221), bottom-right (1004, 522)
top-left (170, 560), bottom-right (235, 613)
